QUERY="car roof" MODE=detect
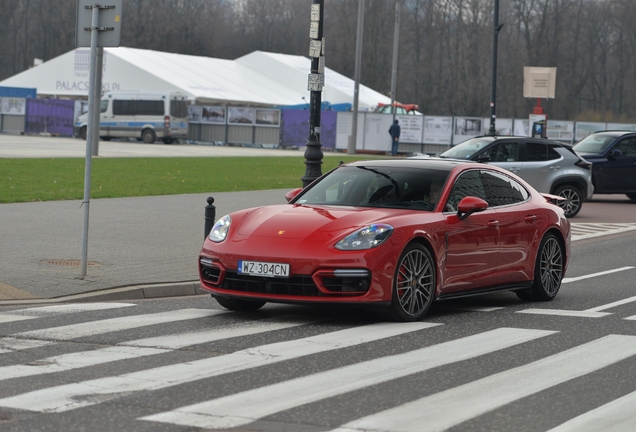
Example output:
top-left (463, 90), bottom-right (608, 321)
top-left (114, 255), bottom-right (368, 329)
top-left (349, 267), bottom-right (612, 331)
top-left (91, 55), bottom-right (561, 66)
top-left (346, 157), bottom-right (480, 172)
top-left (586, 130), bottom-right (636, 137)
top-left (468, 135), bottom-right (568, 146)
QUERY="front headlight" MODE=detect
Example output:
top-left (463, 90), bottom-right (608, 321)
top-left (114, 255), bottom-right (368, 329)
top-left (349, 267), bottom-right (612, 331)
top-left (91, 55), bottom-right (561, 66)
top-left (208, 215), bottom-right (231, 242)
top-left (335, 224), bottom-right (393, 250)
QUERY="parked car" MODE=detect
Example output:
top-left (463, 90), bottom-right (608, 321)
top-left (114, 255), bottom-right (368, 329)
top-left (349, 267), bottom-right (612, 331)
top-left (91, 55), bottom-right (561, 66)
top-left (437, 136), bottom-right (594, 217)
top-left (572, 131), bottom-right (636, 201)
top-left (199, 159), bottom-right (570, 322)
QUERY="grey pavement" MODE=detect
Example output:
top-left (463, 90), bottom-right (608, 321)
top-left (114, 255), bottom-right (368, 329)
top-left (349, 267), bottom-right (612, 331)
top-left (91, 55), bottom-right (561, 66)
top-left (0, 134), bottom-right (344, 305)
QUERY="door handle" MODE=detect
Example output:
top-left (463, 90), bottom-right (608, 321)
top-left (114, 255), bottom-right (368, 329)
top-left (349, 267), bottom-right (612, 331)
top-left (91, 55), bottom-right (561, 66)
top-left (550, 166), bottom-right (561, 170)
top-left (487, 220), bottom-right (499, 228)
top-left (508, 167), bottom-right (520, 172)
top-left (524, 215), bottom-right (537, 223)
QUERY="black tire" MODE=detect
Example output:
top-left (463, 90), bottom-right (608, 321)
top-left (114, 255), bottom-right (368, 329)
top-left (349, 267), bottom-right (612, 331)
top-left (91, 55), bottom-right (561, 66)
top-left (554, 184), bottom-right (582, 218)
top-left (142, 129), bottom-right (156, 144)
top-left (162, 137), bottom-right (174, 144)
top-left (101, 136), bottom-right (111, 141)
top-left (386, 243), bottom-right (436, 322)
top-left (214, 295), bottom-right (266, 311)
top-left (626, 193), bottom-right (636, 201)
top-left (79, 127), bottom-right (87, 141)
top-left (516, 233), bottom-right (563, 301)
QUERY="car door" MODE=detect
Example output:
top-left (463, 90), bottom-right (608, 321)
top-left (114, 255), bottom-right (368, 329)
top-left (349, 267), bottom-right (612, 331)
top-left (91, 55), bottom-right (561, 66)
top-left (441, 170), bottom-right (500, 292)
top-left (518, 141), bottom-right (561, 194)
top-left (481, 169), bottom-right (537, 285)
top-left (602, 137), bottom-right (636, 191)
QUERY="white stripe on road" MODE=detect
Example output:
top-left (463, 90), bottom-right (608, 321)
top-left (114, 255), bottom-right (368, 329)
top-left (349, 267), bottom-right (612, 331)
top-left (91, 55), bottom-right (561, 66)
top-left (330, 334), bottom-right (636, 432)
top-left (120, 316), bottom-right (312, 349)
top-left (0, 346), bottom-right (169, 381)
top-left (547, 390), bottom-right (636, 432)
top-left (0, 322), bottom-right (439, 413)
top-left (4, 303), bottom-right (136, 315)
top-left (0, 315), bottom-right (35, 324)
top-left (14, 309), bottom-right (224, 341)
top-left (0, 316), bottom-right (311, 381)
top-left (0, 337), bottom-right (54, 354)
top-left (586, 294), bottom-right (636, 312)
top-left (0, 303), bottom-right (135, 324)
top-left (140, 328), bottom-right (555, 429)
top-left (562, 267), bottom-right (634, 284)
top-left (517, 309), bottom-right (610, 318)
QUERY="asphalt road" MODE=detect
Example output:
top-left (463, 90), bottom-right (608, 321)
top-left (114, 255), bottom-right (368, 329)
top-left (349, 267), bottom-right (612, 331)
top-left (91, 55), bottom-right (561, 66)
top-left (1, 212), bottom-right (636, 431)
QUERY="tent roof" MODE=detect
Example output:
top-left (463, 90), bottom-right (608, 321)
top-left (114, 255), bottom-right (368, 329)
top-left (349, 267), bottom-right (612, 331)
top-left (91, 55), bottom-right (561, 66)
top-left (0, 47), bottom-right (390, 110)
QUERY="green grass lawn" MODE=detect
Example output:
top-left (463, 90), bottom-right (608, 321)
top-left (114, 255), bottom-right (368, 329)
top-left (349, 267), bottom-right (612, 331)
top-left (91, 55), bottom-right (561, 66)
top-left (0, 155), bottom-right (387, 203)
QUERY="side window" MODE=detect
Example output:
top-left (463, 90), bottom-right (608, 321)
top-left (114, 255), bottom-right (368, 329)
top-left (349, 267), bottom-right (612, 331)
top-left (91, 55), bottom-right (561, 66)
top-left (546, 145), bottom-right (561, 160)
top-left (482, 170), bottom-right (529, 207)
top-left (100, 100), bottom-right (109, 113)
top-left (525, 142), bottom-right (548, 161)
top-left (483, 142), bottom-right (519, 162)
top-left (446, 170), bottom-right (487, 212)
top-left (614, 138), bottom-right (636, 156)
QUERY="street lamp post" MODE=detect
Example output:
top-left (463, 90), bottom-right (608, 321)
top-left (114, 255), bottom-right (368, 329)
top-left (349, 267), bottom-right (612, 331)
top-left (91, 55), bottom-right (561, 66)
top-left (302, 0), bottom-right (325, 188)
top-left (488, 0), bottom-right (503, 136)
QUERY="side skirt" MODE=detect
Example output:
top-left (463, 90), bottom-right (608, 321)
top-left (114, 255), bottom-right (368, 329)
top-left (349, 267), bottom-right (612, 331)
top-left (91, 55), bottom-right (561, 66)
top-left (436, 281), bottom-right (533, 301)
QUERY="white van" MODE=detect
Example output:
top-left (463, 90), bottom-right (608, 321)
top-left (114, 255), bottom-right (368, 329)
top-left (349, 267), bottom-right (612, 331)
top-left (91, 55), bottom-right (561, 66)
top-left (75, 91), bottom-right (190, 144)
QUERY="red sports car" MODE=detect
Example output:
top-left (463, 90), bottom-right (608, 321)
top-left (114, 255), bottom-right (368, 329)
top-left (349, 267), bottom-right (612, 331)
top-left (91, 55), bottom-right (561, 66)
top-left (199, 158), bottom-right (570, 321)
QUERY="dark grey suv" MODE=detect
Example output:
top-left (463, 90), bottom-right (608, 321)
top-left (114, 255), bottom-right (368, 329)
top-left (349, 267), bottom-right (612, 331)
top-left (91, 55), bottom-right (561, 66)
top-left (438, 136), bottom-right (594, 217)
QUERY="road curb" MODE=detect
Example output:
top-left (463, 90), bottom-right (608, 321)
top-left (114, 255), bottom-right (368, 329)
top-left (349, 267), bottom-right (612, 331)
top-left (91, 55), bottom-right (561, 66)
top-left (0, 281), bottom-right (206, 307)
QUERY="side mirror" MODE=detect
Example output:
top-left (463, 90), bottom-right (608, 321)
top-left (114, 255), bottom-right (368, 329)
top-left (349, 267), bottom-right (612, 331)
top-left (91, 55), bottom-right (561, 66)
top-left (285, 188), bottom-right (303, 203)
top-left (457, 196), bottom-right (489, 220)
top-left (609, 149), bottom-right (622, 159)
top-left (477, 154), bottom-right (491, 163)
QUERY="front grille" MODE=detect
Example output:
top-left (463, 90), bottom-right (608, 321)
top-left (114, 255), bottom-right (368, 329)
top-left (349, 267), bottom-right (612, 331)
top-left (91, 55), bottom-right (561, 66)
top-left (222, 271), bottom-right (323, 297)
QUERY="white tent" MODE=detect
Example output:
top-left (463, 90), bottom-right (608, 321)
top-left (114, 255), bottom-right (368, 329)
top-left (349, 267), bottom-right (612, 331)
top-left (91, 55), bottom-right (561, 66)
top-left (0, 47), bottom-right (390, 110)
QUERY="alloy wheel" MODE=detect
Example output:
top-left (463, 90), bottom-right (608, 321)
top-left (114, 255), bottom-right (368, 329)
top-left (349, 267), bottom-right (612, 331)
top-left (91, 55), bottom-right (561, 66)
top-left (395, 247), bottom-right (434, 317)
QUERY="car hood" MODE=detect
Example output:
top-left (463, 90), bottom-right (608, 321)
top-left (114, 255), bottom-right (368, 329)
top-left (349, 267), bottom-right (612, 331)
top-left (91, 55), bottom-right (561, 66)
top-left (237, 204), bottom-right (409, 241)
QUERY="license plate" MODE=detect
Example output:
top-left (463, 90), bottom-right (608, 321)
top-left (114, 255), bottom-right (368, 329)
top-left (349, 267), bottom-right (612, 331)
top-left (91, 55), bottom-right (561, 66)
top-left (238, 260), bottom-right (290, 278)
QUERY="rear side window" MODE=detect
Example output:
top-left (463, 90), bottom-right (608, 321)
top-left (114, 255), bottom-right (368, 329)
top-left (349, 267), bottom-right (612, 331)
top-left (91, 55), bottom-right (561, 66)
top-left (525, 142), bottom-right (547, 161)
top-left (481, 170), bottom-right (529, 207)
top-left (170, 100), bottom-right (189, 118)
top-left (546, 145), bottom-right (561, 160)
top-left (113, 100), bottom-right (164, 116)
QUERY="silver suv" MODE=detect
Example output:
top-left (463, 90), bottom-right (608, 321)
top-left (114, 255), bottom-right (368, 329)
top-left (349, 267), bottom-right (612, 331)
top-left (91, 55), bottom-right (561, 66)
top-left (438, 136), bottom-right (594, 217)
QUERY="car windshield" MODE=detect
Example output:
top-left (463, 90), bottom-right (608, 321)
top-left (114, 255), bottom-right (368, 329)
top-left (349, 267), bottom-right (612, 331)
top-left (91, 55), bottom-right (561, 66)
top-left (573, 134), bottom-right (617, 154)
top-left (295, 165), bottom-right (450, 211)
top-left (439, 137), bottom-right (495, 159)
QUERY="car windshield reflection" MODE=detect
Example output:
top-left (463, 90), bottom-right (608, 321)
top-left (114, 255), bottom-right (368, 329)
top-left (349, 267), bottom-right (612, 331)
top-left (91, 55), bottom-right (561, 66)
top-left (295, 165), bottom-right (450, 211)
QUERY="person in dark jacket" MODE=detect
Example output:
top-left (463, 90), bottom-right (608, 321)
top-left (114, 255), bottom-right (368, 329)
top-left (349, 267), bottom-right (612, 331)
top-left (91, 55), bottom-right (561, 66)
top-left (388, 120), bottom-right (401, 156)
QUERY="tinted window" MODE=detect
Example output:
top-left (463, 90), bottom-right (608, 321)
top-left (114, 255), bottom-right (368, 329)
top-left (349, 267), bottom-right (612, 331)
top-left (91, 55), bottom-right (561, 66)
top-left (446, 170), bottom-right (487, 211)
top-left (482, 170), bottom-right (529, 207)
top-left (483, 142), bottom-right (519, 162)
top-left (170, 100), bottom-right (189, 118)
top-left (547, 145), bottom-right (561, 160)
top-left (113, 100), bottom-right (165, 116)
top-left (525, 142), bottom-right (547, 161)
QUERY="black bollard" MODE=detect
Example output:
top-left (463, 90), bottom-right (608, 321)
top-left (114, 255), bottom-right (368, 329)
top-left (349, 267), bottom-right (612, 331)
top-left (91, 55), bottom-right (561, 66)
top-left (204, 196), bottom-right (216, 239)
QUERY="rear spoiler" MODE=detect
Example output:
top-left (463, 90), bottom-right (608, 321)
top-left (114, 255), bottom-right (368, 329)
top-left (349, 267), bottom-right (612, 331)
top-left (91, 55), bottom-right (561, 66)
top-left (541, 193), bottom-right (565, 205)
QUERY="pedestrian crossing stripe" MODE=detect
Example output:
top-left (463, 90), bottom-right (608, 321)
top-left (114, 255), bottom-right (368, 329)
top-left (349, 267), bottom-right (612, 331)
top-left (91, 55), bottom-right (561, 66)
top-left (139, 327), bottom-right (555, 429)
top-left (0, 302), bottom-right (135, 324)
top-left (571, 223), bottom-right (636, 241)
top-left (0, 321), bottom-right (440, 413)
top-left (328, 334), bottom-right (636, 432)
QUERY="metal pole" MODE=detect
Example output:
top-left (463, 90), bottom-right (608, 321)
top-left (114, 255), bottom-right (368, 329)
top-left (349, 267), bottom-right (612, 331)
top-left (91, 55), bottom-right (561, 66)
top-left (80, 5), bottom-right (99, 277)
top-left (390, 0), bottom-right (400, 122)
top-left (301, 0), bottom-right (325, 187)
top-left (91, 46), bottom-right (104, 156)
top-left (348, 0), bottom-right (364, 155)
top-left (488, 0), bottom-right (503, 136)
